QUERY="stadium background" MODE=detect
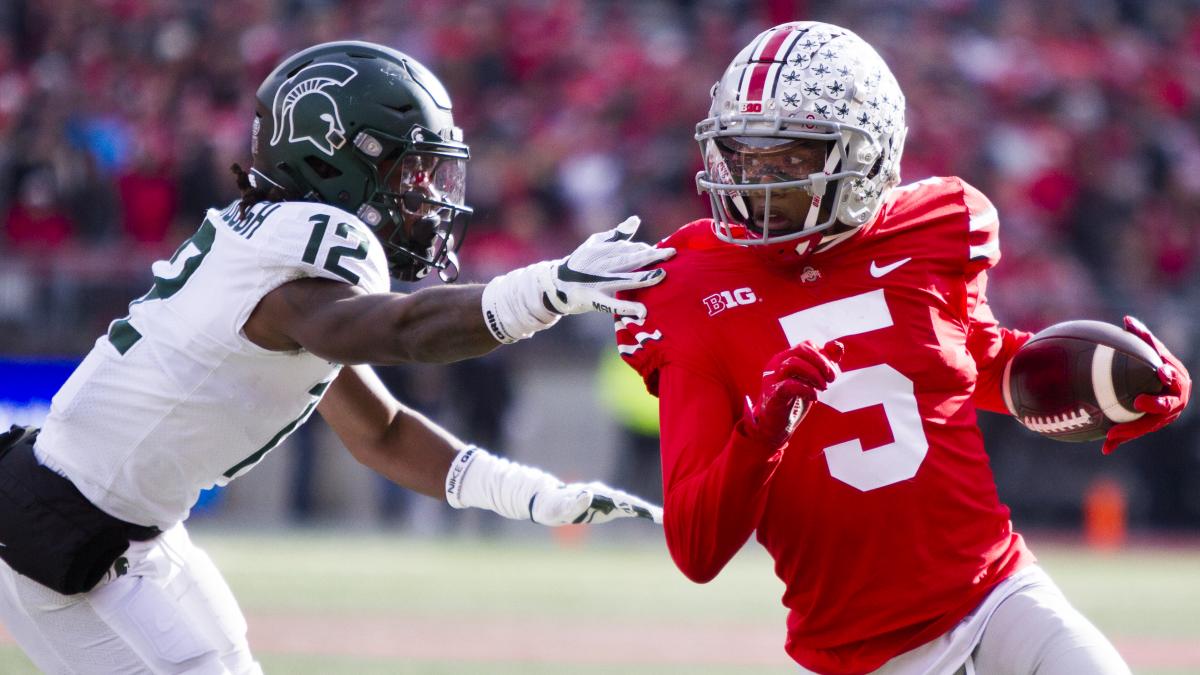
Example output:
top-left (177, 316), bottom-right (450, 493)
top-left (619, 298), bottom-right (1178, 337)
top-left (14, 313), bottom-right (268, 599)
top-left (2, 0), bottom-right (1200, 672)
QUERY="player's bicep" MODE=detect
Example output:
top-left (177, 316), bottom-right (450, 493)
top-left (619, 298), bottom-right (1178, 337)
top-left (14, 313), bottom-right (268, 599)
top-left (246, 277), bottom-right (389, 360)
top-left (612, 310), bottom-right (737, 481)
top-left (956, 181), bottom-right (1032, 411)
top-left (243, 204), bottom-right (393, 355)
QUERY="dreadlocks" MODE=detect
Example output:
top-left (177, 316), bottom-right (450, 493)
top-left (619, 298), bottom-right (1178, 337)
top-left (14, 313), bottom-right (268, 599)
top-left (230, 164), bottom-right (287, 218)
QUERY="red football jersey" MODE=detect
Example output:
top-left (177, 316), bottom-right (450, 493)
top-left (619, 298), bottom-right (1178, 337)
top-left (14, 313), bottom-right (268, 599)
top-left (615, 177), bottom-right (1035, 674)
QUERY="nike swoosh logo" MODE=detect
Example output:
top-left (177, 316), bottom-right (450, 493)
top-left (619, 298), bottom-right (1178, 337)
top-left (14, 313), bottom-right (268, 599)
top-left (556, 266), bottom-right (625, 284)
top-left (869, 257), bottom-right (912, 278)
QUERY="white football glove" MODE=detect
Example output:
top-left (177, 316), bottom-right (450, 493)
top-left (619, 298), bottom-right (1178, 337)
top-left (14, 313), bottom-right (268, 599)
top-left (531, 481), bottom-right (663, 526)
top-left (481, 216), bottom-right (674, 343)
top-left (445, 447), bottom-right (662, 526)
top-left (544, 216), bottom-right (675, 317)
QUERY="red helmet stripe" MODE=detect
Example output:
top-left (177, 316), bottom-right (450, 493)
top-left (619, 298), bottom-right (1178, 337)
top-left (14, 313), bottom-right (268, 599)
top-left (745, 26), bottom-right (799, 102)
top-left (756, 25), bottom-right (795, 61)
top-left (745, 63), bottom-right (771, 103)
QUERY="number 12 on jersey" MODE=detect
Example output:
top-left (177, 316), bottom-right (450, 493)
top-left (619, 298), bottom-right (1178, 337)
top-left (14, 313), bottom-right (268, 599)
top-left (778, 290), bottom-right (930, 491)
top-left (303, 214), bottom-right (369, 285)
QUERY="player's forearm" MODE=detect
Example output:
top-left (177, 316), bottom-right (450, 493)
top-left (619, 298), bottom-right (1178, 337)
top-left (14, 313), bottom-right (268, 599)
top-left (662, 425), bottom-right (782, 583)
top-left (358, 407), bottom-right (663, 526)
top-left (319, 367), bottom-right (463, 498)
top-left (379, 285), bottom-right (501, 363)
top-left (307, 285), bottom-right (502, 365)
top-left (971, 325), bottom-right (1033, 415)
top-left (358, 404), bottom-right (463, 498)
top-left (656, 367), bottom-right (782, 581)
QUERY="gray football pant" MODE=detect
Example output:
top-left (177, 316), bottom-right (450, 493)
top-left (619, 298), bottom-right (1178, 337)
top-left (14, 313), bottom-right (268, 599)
top-left (957, 578), bottom-right (1130, 675)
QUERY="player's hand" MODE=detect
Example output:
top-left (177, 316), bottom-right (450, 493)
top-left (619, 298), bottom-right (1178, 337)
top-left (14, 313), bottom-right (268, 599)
top-left (743, 340), bottom-right (844, 447)
top-left (481, 217), bottom-right (675, 343)
top-left (445, 446), bottom-right (661, 525)
top-left (532, 481), bottom-right (663, 526)
top-left (1102, 316), bottom-right (1191, 454)
top-left (544, 216), bottom-right (675, 319)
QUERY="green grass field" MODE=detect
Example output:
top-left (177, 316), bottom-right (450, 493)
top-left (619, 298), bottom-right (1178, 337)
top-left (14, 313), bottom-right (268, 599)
top-left (2, 530), bottom-right (1198, 673)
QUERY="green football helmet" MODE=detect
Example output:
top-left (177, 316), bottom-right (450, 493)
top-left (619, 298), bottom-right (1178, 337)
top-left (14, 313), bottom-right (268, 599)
top-left (251, 40), bottom-right (472, 281)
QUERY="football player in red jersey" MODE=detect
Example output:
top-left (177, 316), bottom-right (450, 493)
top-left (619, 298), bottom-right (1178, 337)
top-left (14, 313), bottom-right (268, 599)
top-left (614, 21), bottom-right (1190, 675)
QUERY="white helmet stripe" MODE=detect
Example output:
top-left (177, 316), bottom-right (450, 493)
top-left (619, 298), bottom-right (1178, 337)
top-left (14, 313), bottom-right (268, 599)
top-left (765, 61), bottom-right (786, 100)
top-left (743, 26), bottom-right (805, 103)
top-left (764, 30), bottom-right (808, 101)
top-left (734, 27), bottom-right (777, 101)
top-left (746, 26), bottom-right (776, 61)
top-left (776, 27), bottom-right (809, 65)
top-left (750, 25), bottom-right (788, 60)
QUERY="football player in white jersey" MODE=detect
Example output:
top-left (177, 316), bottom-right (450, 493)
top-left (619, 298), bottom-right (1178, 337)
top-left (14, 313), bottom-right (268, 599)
top-left (0, 41), bottom-right (672, 674)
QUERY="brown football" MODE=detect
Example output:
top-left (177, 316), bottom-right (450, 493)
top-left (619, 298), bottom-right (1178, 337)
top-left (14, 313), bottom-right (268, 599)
top-left (1002, 320), bottom-right (1164, 442)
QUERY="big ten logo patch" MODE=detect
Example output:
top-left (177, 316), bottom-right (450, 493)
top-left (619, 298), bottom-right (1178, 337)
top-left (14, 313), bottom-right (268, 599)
top-left (703, 287), bottom-right (757, 316)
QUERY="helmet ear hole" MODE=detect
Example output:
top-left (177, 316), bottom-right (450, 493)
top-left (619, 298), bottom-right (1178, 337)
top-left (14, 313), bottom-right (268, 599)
top-left (304, 156), bottom-right (343, 178)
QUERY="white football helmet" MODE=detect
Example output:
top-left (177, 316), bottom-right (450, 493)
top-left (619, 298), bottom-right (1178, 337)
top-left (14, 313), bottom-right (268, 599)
top-left (695, 21), bottom-right (907, 255)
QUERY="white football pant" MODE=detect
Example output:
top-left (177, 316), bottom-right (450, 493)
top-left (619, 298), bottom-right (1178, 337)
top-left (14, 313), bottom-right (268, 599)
top-left (0, 523), bottom-right (260, 674)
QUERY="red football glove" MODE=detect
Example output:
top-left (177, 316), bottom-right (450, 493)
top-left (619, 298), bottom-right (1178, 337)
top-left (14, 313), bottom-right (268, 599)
top-left (1102, 316), bottom-right (1192, 454)
top-left (742, 340), bottom-right (844, 447)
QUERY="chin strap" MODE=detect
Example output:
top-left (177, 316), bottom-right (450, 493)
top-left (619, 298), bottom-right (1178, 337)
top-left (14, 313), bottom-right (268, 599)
top-left (439, 247), bottom-right (460, 282)
top-left (815, 226), bottom-right (861, 253)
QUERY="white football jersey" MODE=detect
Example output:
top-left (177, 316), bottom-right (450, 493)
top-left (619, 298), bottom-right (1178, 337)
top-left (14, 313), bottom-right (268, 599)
top-left (34, 200), bottom-right (390, 529)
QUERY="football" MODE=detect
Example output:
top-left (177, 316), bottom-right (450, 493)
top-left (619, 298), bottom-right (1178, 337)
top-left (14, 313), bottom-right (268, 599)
top-left (1002, 320), bottom-right (1165, 442)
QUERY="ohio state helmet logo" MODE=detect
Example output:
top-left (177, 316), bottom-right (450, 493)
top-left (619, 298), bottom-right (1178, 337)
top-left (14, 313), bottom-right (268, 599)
top-left (270, 62), bottom-right (358, 156)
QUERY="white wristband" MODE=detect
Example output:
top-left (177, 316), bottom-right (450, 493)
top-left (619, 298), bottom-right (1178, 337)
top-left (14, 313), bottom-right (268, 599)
top-left (480, 261), bottom-right (562, 344)
top-left (444, 446), bottom-right (560, 521)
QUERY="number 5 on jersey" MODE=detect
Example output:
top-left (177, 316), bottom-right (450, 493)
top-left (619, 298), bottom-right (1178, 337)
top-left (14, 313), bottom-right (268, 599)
top-left (778, 290), bottom-right (930, 491)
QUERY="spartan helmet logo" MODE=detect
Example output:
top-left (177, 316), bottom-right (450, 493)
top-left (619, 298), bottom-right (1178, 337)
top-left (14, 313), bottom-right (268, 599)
top-left (270, 62), bottom-right (359, 156)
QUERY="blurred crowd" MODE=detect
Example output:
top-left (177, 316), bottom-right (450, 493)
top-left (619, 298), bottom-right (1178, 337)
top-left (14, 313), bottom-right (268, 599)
top-left (3, 0), bottom-right (1200, 527)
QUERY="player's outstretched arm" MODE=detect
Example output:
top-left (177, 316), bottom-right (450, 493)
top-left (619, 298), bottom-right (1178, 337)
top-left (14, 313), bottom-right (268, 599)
top-left (247, 279), bottom-right (497, 364)
top-left (318, 365), bottom-right (661, 525)
top-left (246, 216), bottom-right (673, 365)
